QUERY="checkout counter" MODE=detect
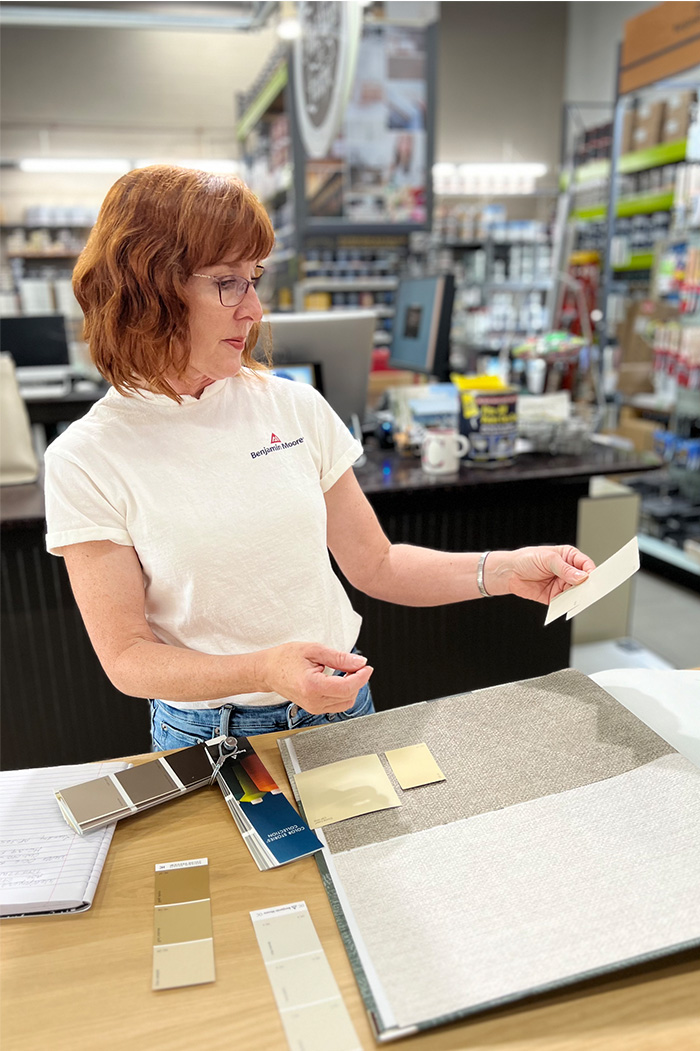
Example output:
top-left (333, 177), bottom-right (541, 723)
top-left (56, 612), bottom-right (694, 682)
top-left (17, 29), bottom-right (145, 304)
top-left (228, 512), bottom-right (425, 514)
top-left (1, 440), bottom-right (657, 771)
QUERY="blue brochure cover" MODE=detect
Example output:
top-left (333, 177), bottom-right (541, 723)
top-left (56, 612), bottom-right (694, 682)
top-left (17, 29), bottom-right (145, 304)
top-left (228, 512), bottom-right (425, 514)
top-left (215, 738), bottom-right (322, 870)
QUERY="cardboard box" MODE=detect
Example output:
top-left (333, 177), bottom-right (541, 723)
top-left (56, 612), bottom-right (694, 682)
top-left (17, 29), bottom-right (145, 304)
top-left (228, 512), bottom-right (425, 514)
top-left (631, 100), bottom-right (665, 150)
top-left (661, 90), bottom-right (696, 143)
top-left (616, 362), bottom-right (654, 397)
top-left (622, 105), bottom-right (636, 154)
top-left (615, 406), bottom-right (657, 450)
top-left (616, 299), bottom-right (678, 365)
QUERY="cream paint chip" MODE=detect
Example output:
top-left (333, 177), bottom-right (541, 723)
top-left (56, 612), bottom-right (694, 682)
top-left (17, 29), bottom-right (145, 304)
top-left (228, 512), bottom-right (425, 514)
top-left (295, 754), bottom-right (401, 829)
top-left (385, 743), bottom-right (446, 790)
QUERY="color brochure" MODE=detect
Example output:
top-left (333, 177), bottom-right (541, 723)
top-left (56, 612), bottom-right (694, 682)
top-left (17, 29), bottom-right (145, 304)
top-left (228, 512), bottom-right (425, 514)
top-left (214, 737), bottom-right (323, 871)
top-left (53, 735), bottom-right (322, 872)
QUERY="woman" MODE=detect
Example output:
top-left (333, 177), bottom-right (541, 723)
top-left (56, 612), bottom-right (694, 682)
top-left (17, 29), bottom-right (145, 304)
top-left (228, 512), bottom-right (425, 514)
top-left (44, 165), bottom-right (595, 751)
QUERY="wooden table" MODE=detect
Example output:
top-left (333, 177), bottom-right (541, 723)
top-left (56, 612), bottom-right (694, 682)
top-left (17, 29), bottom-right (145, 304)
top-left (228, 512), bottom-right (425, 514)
top-left (3, 732), bottom-right (698, 1051)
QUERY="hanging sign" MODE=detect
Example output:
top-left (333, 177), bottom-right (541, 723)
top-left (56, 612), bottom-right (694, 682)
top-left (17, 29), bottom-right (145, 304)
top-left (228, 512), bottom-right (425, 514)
top-left (293, 0), bottom-right (361, 159)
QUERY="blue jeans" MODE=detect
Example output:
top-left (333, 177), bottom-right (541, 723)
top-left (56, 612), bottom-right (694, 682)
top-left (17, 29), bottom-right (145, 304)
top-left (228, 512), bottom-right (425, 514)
top-left (150, 680), bottom-right (375, 752)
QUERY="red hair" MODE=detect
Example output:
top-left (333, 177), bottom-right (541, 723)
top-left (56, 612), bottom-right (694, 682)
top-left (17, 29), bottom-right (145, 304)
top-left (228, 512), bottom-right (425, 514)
top-left (72, 165), bottom-right (275, 401)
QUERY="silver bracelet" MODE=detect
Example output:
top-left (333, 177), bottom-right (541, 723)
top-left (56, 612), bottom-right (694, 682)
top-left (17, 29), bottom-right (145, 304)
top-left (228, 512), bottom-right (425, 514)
top-left (477, 550), bottom-right (492, 598)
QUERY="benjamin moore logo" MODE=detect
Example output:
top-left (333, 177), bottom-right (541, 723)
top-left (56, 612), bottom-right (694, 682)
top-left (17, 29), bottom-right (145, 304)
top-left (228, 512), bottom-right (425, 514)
top-left (251, 433), bottom-right (305, 459)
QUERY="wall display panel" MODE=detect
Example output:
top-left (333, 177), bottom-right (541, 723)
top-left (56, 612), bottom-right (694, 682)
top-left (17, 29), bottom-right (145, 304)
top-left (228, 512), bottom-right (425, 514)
top-left (279, 669), bottom-right (700, 1040)
top-left (290, 16), bottom-right (436, 233)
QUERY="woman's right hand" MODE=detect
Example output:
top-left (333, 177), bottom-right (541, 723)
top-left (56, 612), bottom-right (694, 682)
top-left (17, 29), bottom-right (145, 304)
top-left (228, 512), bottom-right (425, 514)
top-left (255, 642), bottom-right (374, 714)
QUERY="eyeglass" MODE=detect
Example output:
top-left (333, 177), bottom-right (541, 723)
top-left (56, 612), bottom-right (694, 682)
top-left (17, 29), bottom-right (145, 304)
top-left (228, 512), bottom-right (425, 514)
top-left (191, 265), bottom-right (264, 307)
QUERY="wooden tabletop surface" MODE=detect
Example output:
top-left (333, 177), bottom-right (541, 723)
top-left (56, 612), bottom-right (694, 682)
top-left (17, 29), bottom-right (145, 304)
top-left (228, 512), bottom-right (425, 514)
top-left (2, 729), bottom-right (698, 1051)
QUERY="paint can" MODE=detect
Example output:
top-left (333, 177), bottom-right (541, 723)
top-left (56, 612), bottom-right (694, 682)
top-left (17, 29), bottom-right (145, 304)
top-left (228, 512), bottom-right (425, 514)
top-left (459, 387), bottom-right (518, 467)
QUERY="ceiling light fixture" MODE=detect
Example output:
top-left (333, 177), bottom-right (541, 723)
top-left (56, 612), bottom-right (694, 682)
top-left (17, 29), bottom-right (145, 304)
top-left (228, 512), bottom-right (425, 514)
top-left (135, 159), bottom-right (240, 174)
top-left (18, 158), bottom-right (131, 174)
top-left (276, 17), bottom-right (301, 40)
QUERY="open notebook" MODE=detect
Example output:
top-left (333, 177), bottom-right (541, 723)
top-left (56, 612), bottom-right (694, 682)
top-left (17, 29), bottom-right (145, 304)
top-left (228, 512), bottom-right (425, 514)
top-left (0, 761), bottom-right (130, 917)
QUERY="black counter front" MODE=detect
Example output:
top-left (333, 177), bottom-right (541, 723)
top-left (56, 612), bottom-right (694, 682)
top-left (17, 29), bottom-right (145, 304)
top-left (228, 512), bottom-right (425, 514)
top-left (1, 444), bottom-right (659, 769)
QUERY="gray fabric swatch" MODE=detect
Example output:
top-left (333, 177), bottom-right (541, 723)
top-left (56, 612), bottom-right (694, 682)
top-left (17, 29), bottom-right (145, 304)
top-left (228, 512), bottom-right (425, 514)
top-left (331, 753), bottom-right (700, 1029)
top-left (282, 669), bottom-right (674, 854)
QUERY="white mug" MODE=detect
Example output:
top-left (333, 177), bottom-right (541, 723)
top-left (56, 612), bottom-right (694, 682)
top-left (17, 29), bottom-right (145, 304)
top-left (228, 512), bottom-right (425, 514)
top-left (421, 428), bottom-right (469, 475)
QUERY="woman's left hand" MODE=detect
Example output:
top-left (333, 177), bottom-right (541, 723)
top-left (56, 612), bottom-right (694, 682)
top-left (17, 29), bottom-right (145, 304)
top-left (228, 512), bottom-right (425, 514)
top-left (486, 546), bottom-right (596, 605)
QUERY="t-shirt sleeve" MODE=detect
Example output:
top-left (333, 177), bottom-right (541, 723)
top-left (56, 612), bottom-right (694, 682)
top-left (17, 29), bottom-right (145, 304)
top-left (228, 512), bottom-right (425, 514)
top-left (310, 389), bottom-right (364, 493)
top-left (44, 450), bottom-right (133, 555)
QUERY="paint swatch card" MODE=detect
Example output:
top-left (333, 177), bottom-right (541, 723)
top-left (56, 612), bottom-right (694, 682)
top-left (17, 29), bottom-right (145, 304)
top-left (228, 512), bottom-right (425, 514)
top-left (385, 743), bottom-right (446, 790)
top-left (214, 738), bottom-right (323, 870)
top-left (153, 858), bottom-right (215, 990)
top-left (294, 753), bottom-right (401, 829)
top-left (545, 537), bottom-right (640, 625)
top-left (55, 742), bottom-right (220, 835)
top-left (251, 902), bottom-right (361, 1051)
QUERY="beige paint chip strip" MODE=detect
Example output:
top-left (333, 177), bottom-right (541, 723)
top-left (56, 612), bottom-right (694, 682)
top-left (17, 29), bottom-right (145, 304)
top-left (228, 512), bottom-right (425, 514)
top-left (251, 901), bottom-right (361, 1051)
top-left (385, 743), bottom-right (446, 789)
top-left (152, 858), bottom-right (215, 990)
top-left (294, 753), bottom-right (401, 829)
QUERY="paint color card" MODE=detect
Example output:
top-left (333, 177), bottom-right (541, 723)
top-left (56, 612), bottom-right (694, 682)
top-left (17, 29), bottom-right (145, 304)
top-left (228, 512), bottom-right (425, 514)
top-left (545, 537), bottom-right (640, 625)
top-left (251, 902), bottom-right (361, 1051)
top-left (294, 754), bottom-right (401, 829)
top-left (115, 761), bottom-right (177, 806)
top-left (154, 858), bottom-right (211, 906)
top-left (152, 941), bottom-right (216, 990)
top-left (385, 743), bottom-right (446, 790)
top-left (154, 900), bottom-right (213, 945)
top-left (162, 746), bottom-right (214, 787)
top-left (153, 859), bottom-right (215, 991)
top-left (56, 776), bottom-right (132, 826)
top-left (55, 741), bottom-right (220, 835)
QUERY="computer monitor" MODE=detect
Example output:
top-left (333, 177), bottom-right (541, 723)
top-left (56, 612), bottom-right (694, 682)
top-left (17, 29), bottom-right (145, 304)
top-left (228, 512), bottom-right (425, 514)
top-left (0, 315), bottom-right (72, 385)
top-left (269, 362), bottom-right (323, 394)
top-left (256, 311), bottom-right (375, 427)
top-left (389, 275), bottom-right (455, 381)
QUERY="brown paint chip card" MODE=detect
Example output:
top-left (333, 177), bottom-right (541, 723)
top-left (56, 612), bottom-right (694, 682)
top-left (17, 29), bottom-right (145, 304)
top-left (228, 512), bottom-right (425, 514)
top-left (152, 858), bottom-right (215, 990)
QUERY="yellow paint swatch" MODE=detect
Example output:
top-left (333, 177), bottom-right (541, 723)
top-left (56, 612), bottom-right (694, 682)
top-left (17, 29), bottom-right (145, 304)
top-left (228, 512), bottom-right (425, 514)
top-left (152, 858), bottom-right (215, 990)
top-left (385, 743), bottom-right (446, 790)
top-left (295, 754), bottom-right (401, 829)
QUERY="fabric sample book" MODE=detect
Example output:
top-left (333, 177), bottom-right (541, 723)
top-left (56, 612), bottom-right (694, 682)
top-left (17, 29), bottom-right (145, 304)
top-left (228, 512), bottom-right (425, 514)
top-left (279, 669), bottom-right (700, 1042)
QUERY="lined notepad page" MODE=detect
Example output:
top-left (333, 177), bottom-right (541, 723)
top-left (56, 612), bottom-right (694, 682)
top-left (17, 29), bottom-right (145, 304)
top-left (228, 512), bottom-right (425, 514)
top-left (0, 761), bottom-right (130, 917)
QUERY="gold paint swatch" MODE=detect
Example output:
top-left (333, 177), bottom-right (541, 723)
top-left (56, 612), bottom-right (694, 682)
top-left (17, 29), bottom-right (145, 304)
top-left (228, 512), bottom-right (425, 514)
top-left (294, 753), bottom-right (401, 829)
top-left (152, 858), bottom-right (215, 990)
top-left (384, 743), bottom-right (446, 790)
top-left (251, 902), bottom-right (361, 1051)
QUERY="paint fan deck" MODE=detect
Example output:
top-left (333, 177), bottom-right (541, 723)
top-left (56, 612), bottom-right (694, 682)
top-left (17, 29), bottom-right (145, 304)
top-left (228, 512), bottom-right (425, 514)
top-left (54, 737), bottom-right (323, 872)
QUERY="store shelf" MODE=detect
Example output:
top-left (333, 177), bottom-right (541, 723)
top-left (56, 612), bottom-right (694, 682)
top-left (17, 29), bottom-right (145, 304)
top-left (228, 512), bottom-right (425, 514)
top-left (6, 251), bottom-right (81, 259)
top-left (481, 280), bottom-right (553, 292)
top-left (570, 250), bottom-right (601, 265)
top-left (572, 139), bottom-right (687, 186)
top-left (638, 532), bottom-right (700, 577)
top-left (1, 223), bottom-right (93, 231)
top-left (236, 61), bottom-right (287, 141)
top-left (300, 277), bottom-right (398, 292)
top-left (435, 189), bottom-right (559, 199)
top-left (613, 253), bottom-right (655, 271)
top-left (573, 190), bottom-right (675, 221)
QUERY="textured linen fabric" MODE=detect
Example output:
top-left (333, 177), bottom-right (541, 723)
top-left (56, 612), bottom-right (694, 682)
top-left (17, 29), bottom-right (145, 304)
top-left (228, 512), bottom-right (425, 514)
top-left (282, 669), bottom-right (674, 853)
top-left (44, 370), bottom-right (362, 709)
top-left (331, 753), bottom-right (700, 1029)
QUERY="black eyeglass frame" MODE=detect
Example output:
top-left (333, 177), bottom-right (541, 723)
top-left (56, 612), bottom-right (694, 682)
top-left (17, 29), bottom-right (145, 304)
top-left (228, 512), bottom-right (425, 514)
top-left (191, 265), bottom-right (265, 307)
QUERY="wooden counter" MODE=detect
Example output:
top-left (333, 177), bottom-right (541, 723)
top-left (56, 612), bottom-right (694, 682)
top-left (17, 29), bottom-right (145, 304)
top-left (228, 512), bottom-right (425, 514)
top-left (2, 733), bottom-right (697, 1051)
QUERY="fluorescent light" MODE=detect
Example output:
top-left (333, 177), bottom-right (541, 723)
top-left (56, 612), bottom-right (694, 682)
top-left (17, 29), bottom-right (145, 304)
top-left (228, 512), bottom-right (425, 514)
top-left (277, 17), bottom-right (301, 39)
top-left (456, 163), bottom-right (547, 178)
top-left (135, 159), bottom-right (240, 174)
top-left (19, 158), bottom-right (131, 174)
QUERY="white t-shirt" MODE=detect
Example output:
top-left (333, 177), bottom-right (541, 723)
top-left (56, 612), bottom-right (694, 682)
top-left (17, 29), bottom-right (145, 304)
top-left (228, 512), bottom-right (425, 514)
top-left (44, 369), bottom-right (364, 708)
